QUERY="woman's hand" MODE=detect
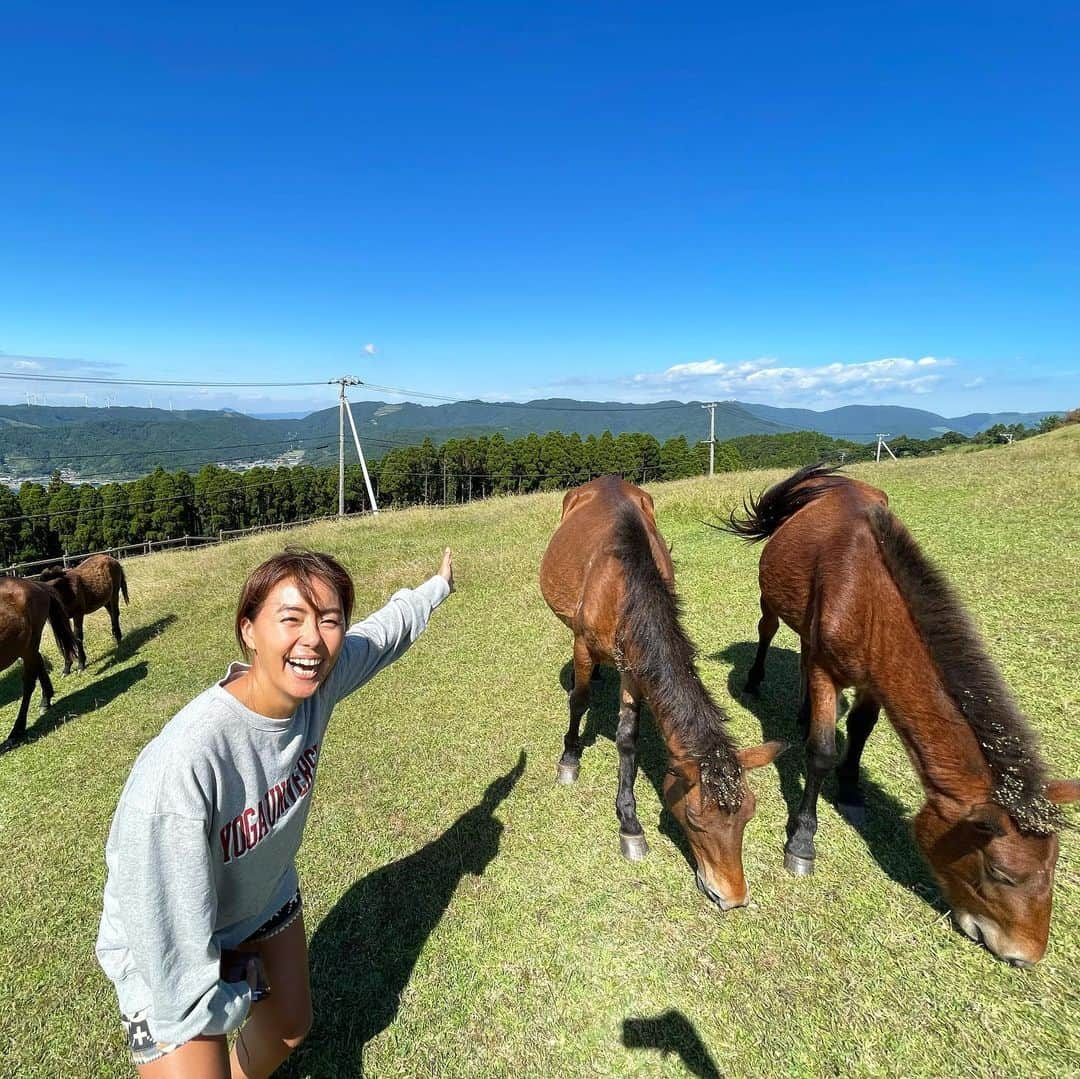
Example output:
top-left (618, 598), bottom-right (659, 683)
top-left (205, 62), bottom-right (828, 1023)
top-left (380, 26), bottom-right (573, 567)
top-left (220, 949), bottom-right (270, 1000)
top-left (438, 547), bottom-right (454, 593)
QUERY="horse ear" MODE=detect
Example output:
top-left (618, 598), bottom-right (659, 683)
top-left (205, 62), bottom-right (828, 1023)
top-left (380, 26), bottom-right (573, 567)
top-left (966, 802), bottom-right (1009, 839)
top-left (736, 740), bottom-right (789, 771)
top-left (1045, 779), bottom-right (1080, 805)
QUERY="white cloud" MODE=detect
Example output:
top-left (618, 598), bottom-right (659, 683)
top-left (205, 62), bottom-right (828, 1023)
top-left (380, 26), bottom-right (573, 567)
top-left (963, 377), bottom-right (985, 389)
top-left (363, 343), bottom-right (377, 355)
top-left (629, 355), bottom-right (955, 402)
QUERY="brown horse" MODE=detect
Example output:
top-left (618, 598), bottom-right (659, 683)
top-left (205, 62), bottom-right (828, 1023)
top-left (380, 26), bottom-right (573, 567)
top-left (0, 577), bottom-right (80, 753)
top-left (540, 476), bottom-right (786, 910)
top-left (727, 463), bottom-right (1079, 964)
top-left (39, 554), bottom-right (129, 674)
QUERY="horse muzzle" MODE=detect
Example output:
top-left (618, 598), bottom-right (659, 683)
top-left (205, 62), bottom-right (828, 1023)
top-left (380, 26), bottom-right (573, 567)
top-left (695, 870), bottom-right (748, 912)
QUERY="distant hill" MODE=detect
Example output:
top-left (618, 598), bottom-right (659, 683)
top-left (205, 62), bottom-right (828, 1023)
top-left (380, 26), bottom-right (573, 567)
top-left (0, 399), bottom-right (1062, 483)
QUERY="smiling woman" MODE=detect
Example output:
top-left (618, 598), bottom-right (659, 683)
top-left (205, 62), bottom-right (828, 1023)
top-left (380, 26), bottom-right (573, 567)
top-left (94, 546), bottom-right (454, 1078)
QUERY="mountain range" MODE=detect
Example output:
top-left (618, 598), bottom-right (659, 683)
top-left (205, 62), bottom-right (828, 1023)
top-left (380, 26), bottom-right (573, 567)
top-left (0, 399), bottom-right (1060, 483)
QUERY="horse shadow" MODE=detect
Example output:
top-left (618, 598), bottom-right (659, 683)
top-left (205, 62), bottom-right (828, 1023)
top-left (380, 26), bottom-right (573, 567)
top-left (558, 662), bottom-right (695, 868)
top-left (94, 615), bottom-right (178, 673)
top-left (622, 1009), bottom-right (724, 1078)
top-left (283, 751), bottom-right (526, 1078)
top-left (0, 660), bottom-right (150, 753)
top-left (711, 641), bottom-right (943, 910)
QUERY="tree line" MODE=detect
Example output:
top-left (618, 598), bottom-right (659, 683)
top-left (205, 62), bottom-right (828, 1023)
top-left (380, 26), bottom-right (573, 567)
top-left (1, 417), bottom-right (1069, 567)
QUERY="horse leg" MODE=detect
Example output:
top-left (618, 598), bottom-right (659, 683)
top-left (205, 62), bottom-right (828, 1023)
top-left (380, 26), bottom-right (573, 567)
top-left (109, 597), bottom-right (122, 644)
top-left (784, 663), bottom-right (838, 876)
top-left (73, 612), bottom-right (87, 672)
top-left (835, 691), bottom-right (880, 828)
top-left (796, 650), bottom-right (811, 738)
top-left (745, 596), bottom-right (779, 694)
top-left (1, 656), bottom-right (39, 754)
top-left (556, 637), bottom-right (594, 784)
top-left (615, 677), bottom-right (647, 861)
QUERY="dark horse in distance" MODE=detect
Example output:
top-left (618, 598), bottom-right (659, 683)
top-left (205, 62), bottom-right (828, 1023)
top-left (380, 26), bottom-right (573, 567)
top-left (40, 553), bottom-right (129, 674)
top-left (540, 476), bottom-right (786, 911)
top-left (0, 576), bottom-right (79, 752)
top-left (727, 463), bottom-right (1079, 964)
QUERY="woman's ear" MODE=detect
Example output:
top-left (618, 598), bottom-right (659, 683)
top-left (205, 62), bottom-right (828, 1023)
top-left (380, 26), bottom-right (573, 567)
top-left (240, 618), bottom-right (257, 655)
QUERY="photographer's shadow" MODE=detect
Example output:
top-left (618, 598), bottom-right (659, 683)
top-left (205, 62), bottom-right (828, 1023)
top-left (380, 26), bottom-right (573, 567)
top-left (713, 641), bottom-right (942, 909)
top-left (284, 751), bottom-right (526, 1077)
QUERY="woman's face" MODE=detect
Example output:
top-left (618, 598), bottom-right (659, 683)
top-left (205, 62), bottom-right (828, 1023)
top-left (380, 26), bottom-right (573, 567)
top-left (239, 575), bottom-right (347, 715)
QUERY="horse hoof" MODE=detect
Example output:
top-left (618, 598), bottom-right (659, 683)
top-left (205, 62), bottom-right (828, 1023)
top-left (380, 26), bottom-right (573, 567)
top-left (555, 762), bottom-right (580, 785)
top-left (784, 852), bottom-right (815, 877)
top-left (620, 832), bottom-right (649, 861)
top-left (837, 801), bottom-right (867, 829)
top-left (0, 738), bottom-right (19, 756)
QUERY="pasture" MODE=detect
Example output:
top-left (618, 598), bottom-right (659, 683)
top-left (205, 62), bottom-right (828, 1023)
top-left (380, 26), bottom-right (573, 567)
top-left (0, 426), bottom-right (1077, 1077)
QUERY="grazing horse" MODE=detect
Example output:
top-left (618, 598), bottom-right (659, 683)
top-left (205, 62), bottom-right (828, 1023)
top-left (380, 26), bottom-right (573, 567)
top-left (540, 476), bottom-right (786, 911)
top-left (727, 463), bottom-right (1079, 964)
top-left (0, 577), bottom-right (80, 752)
top-left (39, 554), bottom-right (129, 674)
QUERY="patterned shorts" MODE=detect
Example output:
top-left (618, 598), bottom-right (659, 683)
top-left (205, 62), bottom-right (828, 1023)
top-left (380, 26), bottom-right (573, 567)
top-left (119, 889), bottom-right (303, 1066)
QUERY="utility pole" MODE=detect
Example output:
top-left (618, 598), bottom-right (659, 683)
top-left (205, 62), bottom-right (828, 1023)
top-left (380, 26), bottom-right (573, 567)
top-left (875, 433), bottom-right (897, 462)
top-left (331, 376), bottom-right (380, 516)
top-left (702, 402), bottom-right (718, 476)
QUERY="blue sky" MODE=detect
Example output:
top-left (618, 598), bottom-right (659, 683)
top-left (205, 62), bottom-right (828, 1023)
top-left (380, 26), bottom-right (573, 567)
top-left (1, 2), bottom-right (1077, 416)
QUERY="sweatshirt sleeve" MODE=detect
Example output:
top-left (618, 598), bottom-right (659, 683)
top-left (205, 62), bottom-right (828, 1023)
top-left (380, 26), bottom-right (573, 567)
top-left (324, 575), bottom-right (450, 704)
top-left (108, 802), bottom-right (252, 1044)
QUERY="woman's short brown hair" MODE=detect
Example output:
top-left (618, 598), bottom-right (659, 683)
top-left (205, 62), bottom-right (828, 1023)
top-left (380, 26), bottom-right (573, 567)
top-left (235, 547), bottom-right (356, 657)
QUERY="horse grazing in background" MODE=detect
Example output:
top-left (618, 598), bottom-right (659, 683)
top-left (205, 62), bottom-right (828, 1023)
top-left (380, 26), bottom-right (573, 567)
top-left (540, 476), bottom-right (786, 911)
top-left (727, 462), bottom-right (1079, 965)
top-left (39, 554), bottom-right (129, 674)
top-left (0, 577), bottom-right (80, 753)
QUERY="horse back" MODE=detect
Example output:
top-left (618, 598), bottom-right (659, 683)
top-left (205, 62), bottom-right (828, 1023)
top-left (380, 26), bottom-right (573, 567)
top-left (758, 482), bottom-right (890, 686)
top-left (71, 554), bottom-right (123, 613)
top-left (541, 477), bottom-right (669, 652)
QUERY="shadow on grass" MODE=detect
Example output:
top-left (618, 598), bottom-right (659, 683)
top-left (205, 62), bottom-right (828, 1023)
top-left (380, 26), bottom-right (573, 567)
top-left (0, 614), bottom-right (177, 713)
top-left (558, 661), bottom-right (695, 868)
top-left (284, 751), bottom-right (526, 1078)
top-left (95, 614), bottom-right (178, 673)
top-left (623, 1009), bottom-right (723, 1078)
top-left (712, 641), bottom-right (943, 911)
top-left (1, 660), bottom-right (150, 752)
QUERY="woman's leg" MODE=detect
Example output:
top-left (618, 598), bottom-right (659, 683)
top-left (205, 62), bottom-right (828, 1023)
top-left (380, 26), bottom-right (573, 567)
top-left (137, 1035), bottom-right (230, 1078)
top-left (229, 912), bottom-right (313, 1079)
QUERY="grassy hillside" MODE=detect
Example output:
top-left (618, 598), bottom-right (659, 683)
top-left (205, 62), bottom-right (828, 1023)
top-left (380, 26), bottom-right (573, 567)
top-left (0, 426), bottom-right (1076, 1077)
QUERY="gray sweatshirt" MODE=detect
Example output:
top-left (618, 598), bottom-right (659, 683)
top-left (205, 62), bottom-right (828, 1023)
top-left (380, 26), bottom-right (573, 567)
top-left (96, 575), bottom-right (450, 1046)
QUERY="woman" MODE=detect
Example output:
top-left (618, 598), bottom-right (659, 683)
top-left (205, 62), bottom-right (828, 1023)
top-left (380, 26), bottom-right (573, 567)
top-left (96, 546), bottom-right (454, 1077)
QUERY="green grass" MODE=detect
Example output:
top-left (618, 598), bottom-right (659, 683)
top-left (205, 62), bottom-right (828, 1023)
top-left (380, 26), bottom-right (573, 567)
top-left (1, 427), bottom-right (1077, 1078)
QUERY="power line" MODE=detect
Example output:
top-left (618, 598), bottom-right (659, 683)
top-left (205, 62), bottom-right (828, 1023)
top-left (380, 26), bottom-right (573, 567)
top-left (0, 434), bottom-right (336, 464)
top-left (0, 373), bottom-right (330, 388)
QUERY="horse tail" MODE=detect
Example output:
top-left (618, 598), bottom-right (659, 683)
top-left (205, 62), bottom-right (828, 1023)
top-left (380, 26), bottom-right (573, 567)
top-left (46, 592), bottom-right (79, 671)
top-left (722, 462), bottom-right (848, 542)
top-left (119, 565), bottom-right (130, 605)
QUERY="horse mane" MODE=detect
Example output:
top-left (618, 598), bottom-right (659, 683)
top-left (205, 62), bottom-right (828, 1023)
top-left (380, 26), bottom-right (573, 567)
top-left (724, 462), bottom-right (849, 541)
top-left (866, 503), bottom-right (1062, 835)
top-left (38, 566), bottom-right (66, 583)
top-left (612, 502), bottom-right (743, 810)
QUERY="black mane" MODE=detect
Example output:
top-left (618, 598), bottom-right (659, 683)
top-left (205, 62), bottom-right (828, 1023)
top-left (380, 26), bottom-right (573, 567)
top-left (866, 503), bottom-right (1062, 835)
top-left (612, 502), bottom-right (743, 810)
top-left (724, 462), bottom-right (848, 542)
